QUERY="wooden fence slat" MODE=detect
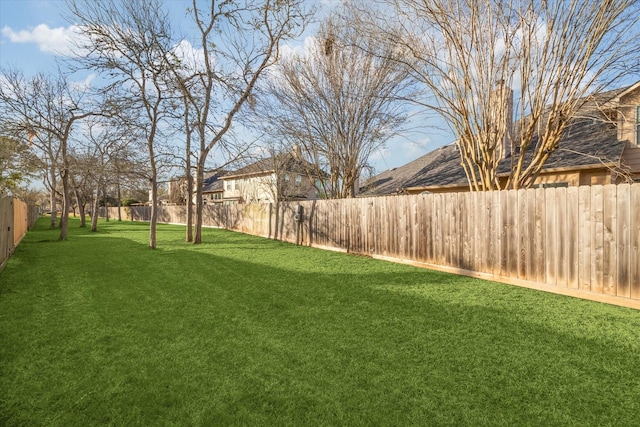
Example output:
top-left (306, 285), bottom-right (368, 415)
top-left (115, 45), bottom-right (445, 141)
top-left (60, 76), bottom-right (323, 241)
top-left (486, 191), bottom-right (497, 275)
top-left (578, 186), bottom-right (592, 291)
top-left (534, 188), bottom-right (546, 284)
top-left (630, 184), bottom-right (640, 300)
top-left (524, 189), bottom-right (536, 282)
top-left (426, 194), bottom-right (434, 263)
top-left (499, 191), bottom-right (509, 277)
top-left (545, 188), bottom-right (557, 286)
top-left (434, 193), bottom-right (443, 264)
top-left (603, 185), bottom-right (618, 295)
top-left (566, 187), bottom-right (579, 289)
top-left (474, 192), bottom-right (483, 273)
top-left (478, 192), bottom-right (489, 272)
top-left (555, 187), bottom-right (568, 288)
top-left (518, 188), bottom-right (528, 280)
top-left (461, 192), bottom-right (471, 270)
top-left (616, 185), bottom-right (631, 298)
top-left (591, 186), bottom-right (605, 294)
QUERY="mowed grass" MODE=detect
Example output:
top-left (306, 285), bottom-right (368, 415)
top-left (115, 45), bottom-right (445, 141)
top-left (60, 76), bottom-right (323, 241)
top-left (1, 217), bottom-right (640, 426)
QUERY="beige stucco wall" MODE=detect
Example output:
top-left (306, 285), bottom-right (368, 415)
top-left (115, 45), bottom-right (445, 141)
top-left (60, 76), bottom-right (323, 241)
top-left (618, 88), bottom-right (640, 145)
top-left (224, 172), bottom-right (318, 203)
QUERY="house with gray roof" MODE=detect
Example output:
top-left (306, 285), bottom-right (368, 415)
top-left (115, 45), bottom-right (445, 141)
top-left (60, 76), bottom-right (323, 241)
top-left (201, 173), bottom-right (224, 204)
top-left (217, 146), bottom-right (322, 204)
top-left (360, 81), bottom-right (640, 196)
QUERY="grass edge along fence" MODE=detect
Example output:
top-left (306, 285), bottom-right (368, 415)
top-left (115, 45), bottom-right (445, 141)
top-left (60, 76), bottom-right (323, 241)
top-left (0, 196), bottom-right (39, 271)
top-left (105, 183), bottom-right (640, 308)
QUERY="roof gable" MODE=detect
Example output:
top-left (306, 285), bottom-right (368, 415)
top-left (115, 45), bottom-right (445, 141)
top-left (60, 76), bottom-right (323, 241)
top-left (224, 153), bottom-right (318, 180)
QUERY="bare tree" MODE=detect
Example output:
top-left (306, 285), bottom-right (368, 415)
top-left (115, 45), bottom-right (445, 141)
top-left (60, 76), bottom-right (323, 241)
top-left (366, 0), bottom-right (640, 190)
top-left (67, 0), bottom-right (182, 248)
top-left (69, 118), bottom-right (137, 230)
top-left (166, 0), bottom-right (312, 243)
top-left (0, 67), bottom-right (97, 239)
top-left (255, 9), bottom-right (415, 199)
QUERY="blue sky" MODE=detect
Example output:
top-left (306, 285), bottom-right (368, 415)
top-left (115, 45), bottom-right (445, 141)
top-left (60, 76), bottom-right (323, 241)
top-left (0, 0), bottom-right (447, 175)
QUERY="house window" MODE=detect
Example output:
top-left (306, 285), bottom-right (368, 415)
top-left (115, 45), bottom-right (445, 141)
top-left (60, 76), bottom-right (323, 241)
top-left (295, 174), bottom-right (302, 185)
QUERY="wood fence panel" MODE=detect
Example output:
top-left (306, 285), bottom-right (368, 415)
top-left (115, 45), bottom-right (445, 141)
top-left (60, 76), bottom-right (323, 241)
top-left (506, 190), bottom-right (518, 278)
top-left (534, 188), bottom-right (546, 284)
top-left (545, 188), bottom-right (557, 286)
top-left (616, 184), bottom-right (631, 298)
top-left (488, 191), bottom-right (500, 276)
top-left (471, 192), bottom-right (481, 272)
top-left (478, 192), bottom-right (488, 272)
top-left (578, 186), bottom-right (592, 291)
top-left (631, 184), bottom-right (640, 300)
top-left (517, 189), bottom-right (528, 280)
top-left (444, 192), bottom-right (454, 267)
top-left (603, 185), bottom-right (618, 295)
top-left (1, 197), bottom-right (13, 267)
top-left (566, 187), bottom-right (579, 289)
top-left (460, 192), bottom-right (471, 271)
top-left (425, 194), bottom-right (434, 263)
top-left (13, 199), bottom-right (28, 246)
top-left (590, 186), bottom-right (605, 294)
top-left (408, 197), bottom-right (417, 260)
top-left (432, 193), bottom-right (442, 264)
top-left (401, 196), bottom-right (409, 259)
top-left (499, 191), bottom-right (509, 277)
top-left (1, 197), bottom-right (38, 270)
top-left (555, 187), bottom-right (568, 288)
top-left (354, 199), bottom-right (363, 254)
top-left (524, 189), bottom-right (537, 282)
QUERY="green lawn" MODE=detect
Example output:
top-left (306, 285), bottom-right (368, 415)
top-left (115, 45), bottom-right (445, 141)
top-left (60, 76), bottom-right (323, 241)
top-left (1, 217), bottom-right (640, 426)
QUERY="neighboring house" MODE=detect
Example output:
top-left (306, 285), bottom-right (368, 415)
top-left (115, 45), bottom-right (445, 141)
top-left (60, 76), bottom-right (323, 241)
top-left (218, 147), bottom-right (321, 204)
top-left (360, 81), bottom-right (640, 196)
top-left (201, 173), bottom-right (224, 205)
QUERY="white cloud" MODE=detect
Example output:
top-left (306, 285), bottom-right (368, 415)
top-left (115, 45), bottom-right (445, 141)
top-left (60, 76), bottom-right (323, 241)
top-left (171, 39), bottom-right (206, 71)
top-left (71, 73), bottom-right (96, 91)
top-left (1, 24), bottom-right (86, 56)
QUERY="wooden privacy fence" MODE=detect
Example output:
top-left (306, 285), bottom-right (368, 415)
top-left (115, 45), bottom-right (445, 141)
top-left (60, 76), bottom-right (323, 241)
top-left (0, 196), bottom-right (39, 270)
top-left (107, 183), bottom-right (640, 305)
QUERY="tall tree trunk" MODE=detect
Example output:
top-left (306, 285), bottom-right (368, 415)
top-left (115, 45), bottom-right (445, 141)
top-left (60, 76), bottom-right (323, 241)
top-left (185, 114), bottom-right (193, 242)
top-left (78, 201), bottom-right (87, 227)
top-left (117, 181), bottom-right (122, 221)
top-left (49, 166), bottom-right (57, 229)
top-left (148, 146), bottom-right (158, 249)
top-left (90, 189), bottom-right (99, 232)
top-left (149, 178), bottom-right (158, 249)
top-left (59, 167), bottom-right (70, 240)
top-left (194, 159), bottom-right (205, 244)
top-left (74, 187), bottom-right (87, 228)
top-left (103, 185), bottom-right (109, 222)
top-left (186, 172), bottom-right (193, 242)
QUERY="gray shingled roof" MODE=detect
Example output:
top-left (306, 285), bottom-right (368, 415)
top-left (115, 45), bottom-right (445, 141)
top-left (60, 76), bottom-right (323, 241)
top-left (360, 85), bottom-right (632, 196)
top-left (202, 173), bottom-right (224, 193)
top-left (224, 153), bottom-right (318, 179)
top-left (359, 144), bottom-right (465, 196)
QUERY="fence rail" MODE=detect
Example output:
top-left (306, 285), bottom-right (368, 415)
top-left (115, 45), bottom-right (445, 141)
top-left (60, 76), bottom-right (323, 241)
top-left (106, 183), bottom-right (640, 305)
top-left (1, 196), bottom-right (39, 270)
